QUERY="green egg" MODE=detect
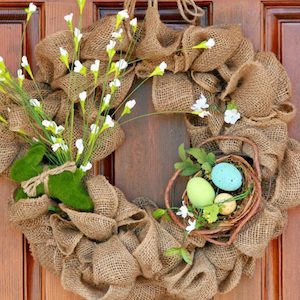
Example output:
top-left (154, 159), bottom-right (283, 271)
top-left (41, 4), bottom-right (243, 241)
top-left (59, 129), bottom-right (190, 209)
top-left (186, 177), bottom-right (215, 209)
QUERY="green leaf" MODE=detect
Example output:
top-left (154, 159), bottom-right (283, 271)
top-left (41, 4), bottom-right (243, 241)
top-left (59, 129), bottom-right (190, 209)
top-left (48, 205), bottom-right (60, 213)
top-left (206, 152), bottom-right (216, 165)
top-left (188, 148), bottom-right (207, 164)
top-left (164, 247), bottom-right (181, 257)
top-left (152, 208), bottom-right (167, 220)
top-left (178, 143), bottom-right (186, 161)
top-left (203, 204), bottom-right (220, 224)
top-left (180, 248), bottom-right (193, 265)
top-left (202, 162), bottom-right (212, 174)
top-left (227, 102), bottom-right (238, 110)
top-left (180, 164), bottom-right (201, 176)
top-left (174, 161), bottom-right (190, 171)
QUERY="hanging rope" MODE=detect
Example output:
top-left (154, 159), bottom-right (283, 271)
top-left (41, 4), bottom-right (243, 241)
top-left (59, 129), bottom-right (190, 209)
top-left (177, 0), bottom-right (205, 24)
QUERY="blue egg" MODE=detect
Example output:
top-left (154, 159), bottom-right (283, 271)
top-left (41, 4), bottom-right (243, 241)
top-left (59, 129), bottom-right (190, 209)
top-left (211, 162), bottom-right (243, 192)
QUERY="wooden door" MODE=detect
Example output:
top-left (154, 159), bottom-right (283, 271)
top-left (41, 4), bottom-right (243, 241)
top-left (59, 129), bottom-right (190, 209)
top-left (0, 0), bottom-right (299, 299)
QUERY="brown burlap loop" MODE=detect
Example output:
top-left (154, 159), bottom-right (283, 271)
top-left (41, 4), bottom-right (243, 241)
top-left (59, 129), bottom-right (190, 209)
top-left (21, 161), bottom-right (77, 197)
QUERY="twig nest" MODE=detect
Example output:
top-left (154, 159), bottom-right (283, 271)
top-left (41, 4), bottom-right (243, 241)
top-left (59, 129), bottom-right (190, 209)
top-left (211, 162), bottom-right (243, 191)
top-left (186, 177), bottom-right (215, 208)
top-left (214, 193), bottom-right (237, 215)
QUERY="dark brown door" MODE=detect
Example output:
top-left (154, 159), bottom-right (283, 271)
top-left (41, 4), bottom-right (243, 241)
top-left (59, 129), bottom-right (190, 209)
top-left (0, 0), bottom-right (299, 299)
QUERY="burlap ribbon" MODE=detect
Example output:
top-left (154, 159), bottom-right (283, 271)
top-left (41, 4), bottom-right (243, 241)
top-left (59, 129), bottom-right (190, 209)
top-left (21, 161), bottom-right (77, 197)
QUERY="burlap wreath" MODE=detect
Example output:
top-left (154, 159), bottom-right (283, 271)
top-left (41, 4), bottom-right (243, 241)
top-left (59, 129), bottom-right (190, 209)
top-left (2, 1), bottom-right (300, 299)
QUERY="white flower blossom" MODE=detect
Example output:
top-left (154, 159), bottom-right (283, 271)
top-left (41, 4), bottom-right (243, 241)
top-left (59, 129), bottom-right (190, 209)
top-left (29, 99), bottom-right (40, 107)
top-left (28, 3), bottom-right (37, 13)
top-left (111, 28), bottom-right (123, 39)
top-left (74, 60), bottom-right (83, 73)
top-left (104, 115), bottom-right (114, 128)
top-left (109, 78), bottom-right (121, 89)
top-left (51, 136), bottom-right (68, 152)
top-left (186, 219), bottom-right (197, 234)
top-left (64, 13), bottom-right (73, 23)
top-left (42, 120), bottom-right (65, 134)
top-left (106, 40), bottom-right (116, 51)
top-left (79, 91), bottom-right (87, 102)
top-left (176, 201), bottom-right (194, 219)
top-left (21, 56), bottom-right (29, 68)
top-left (59, 47), bottom-right (68, 57)
top-left (103, 94), bottom-right (111, 105)
top-left (90, 123), bottom-right (100, 135)
top-left (224, 109), bottom-right (241, 125)
top-left (0, 57), bottom-right (3, 62)
top-left (198, 110), bottom-right (211, 118)
top-left (116, 59), bottom-right (128, 70)
top-left (205, 38), bottom-right (215, 49)
top-left (74, 27), bottom-right (83, 42)
top-left (90, 59), bottom-right (100, 72)
top-left (75, 138), bottom-right (84, 155)
top-left (117, 9), bottom-right (129, 20)
top-left (191, 94), bottom-right (209, 112)
top-left (129, 17), bottom-right (137, 27)
top-left (125, 99), bottom-right (136, 110)
top-left (17, 69), bottom-right (25, 80)
top-left (80, 162), bottom-right (92, 172)
top-left (159, 61), bottom-right (167, 72)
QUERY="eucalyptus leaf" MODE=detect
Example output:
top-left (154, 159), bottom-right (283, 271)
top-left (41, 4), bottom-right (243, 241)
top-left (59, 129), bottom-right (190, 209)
top-left (180, 248), bottom-right (193, 265)
top-left (152, 208), bottom-right (167, 219)
top-left (202, 162), bottom-right (212, 174)
top-left (188, 148), bottom-right (207, 164)
top-left (164, 247), bottom-right (181, 257)
top-left (206, 152), bottom-right (216, 165)
top-left (180, 164), bottom-right (201, 176)
top-left (203, 204), bottom-right (220, 224)
top-left (178, 143), bottom-right (187, 161)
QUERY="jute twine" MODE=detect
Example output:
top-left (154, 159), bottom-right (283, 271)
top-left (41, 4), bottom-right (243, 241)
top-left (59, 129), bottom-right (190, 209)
top-left (3, 1), bottom-right (300, 299)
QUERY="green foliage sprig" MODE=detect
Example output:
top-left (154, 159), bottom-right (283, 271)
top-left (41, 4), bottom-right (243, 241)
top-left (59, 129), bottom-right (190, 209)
top-left (174, 144), bottom-right (216, 177)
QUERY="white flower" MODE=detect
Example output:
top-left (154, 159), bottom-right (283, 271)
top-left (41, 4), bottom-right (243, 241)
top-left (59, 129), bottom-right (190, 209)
top-left (104, 115), bottom-right (114, 128)
top-left (17, 69), bottom-right (25, 80)
top-left (116, 59), bottom-right (128, 70)
top-left (51, 136), bottom-right (68, 152)
top-left (224, 109), bottom-right (241, 125)
top-left (117, 9), bottom-right (129, 20)
top-left (103, 94), bottom-right (111, 105)
top-left (64, 13), bottom-right (73, 23)
top-left (205, 38), bottom-right (215, 49)
top-left (28, 3), bottom-right (37, 13)
top-left (74, 60), bottom-right (83, 73)
top-left (0, 57), bottom-right (3, 62)
top-left (129, 17), bottom-right (137, 27)
top-left (21, 56), bottom-right (29, 68)
top-left (159, 61), bottom-right (167, 72)
top-left (90, 123), bottom-right (100, 135)
top-left (79, 91), bottom-right (87, 102)
top-left (29, 99), bottom-right (40, 107)
top-left (75, 138), bottom-right (84, 155)
top-left (109, 78), bottom-right (121, 89)
top-left (198, 110), bottom-right (211, 118)
top-left (186, 219), bottom-right (197, 234)
top-left (125, 99), bottom-right (136, 110)
top-left (42, 120), bottom-right (65, 134)
top-left (176, 201), bottom-right (194, 219)
top-left (74, 27), bottom-right (83, 42)
top-left (112, 28), bottom-right (123, 39)
top-left (90, 59), bottom-right (100, 72)
top-left (106, 40), bottom-right (116, 51)
top-left (59, 47), bottom-right (68, 57)
top-left (80, 162), bottom-right (92, 172)
top-left (191, 94), bottom-right (209, 112)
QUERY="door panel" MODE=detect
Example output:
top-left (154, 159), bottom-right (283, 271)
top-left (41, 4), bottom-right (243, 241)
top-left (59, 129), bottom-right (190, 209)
top-left (0, 1), bottom-right (299, 299)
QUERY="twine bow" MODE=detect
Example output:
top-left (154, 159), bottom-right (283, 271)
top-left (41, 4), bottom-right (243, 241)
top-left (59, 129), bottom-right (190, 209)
top-left (21, 161), bottom-right (77, 197)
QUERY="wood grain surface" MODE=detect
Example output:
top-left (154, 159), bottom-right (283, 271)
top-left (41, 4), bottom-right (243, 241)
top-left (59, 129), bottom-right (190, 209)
top-left (0, 1), bottom-right (299, 299)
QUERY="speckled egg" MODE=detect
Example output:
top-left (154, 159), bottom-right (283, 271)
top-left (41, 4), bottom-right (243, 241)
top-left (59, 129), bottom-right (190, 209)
top-left (211, 162), bottom-right (243, 192)
top-left (186, 177), bottom-right (215, 209)
top-left (214, 193), bottom-right (237, 215)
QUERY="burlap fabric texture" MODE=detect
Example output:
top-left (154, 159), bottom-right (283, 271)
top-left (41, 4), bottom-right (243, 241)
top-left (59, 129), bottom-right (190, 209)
top-left (4, 1), bottom-right (300, 299)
